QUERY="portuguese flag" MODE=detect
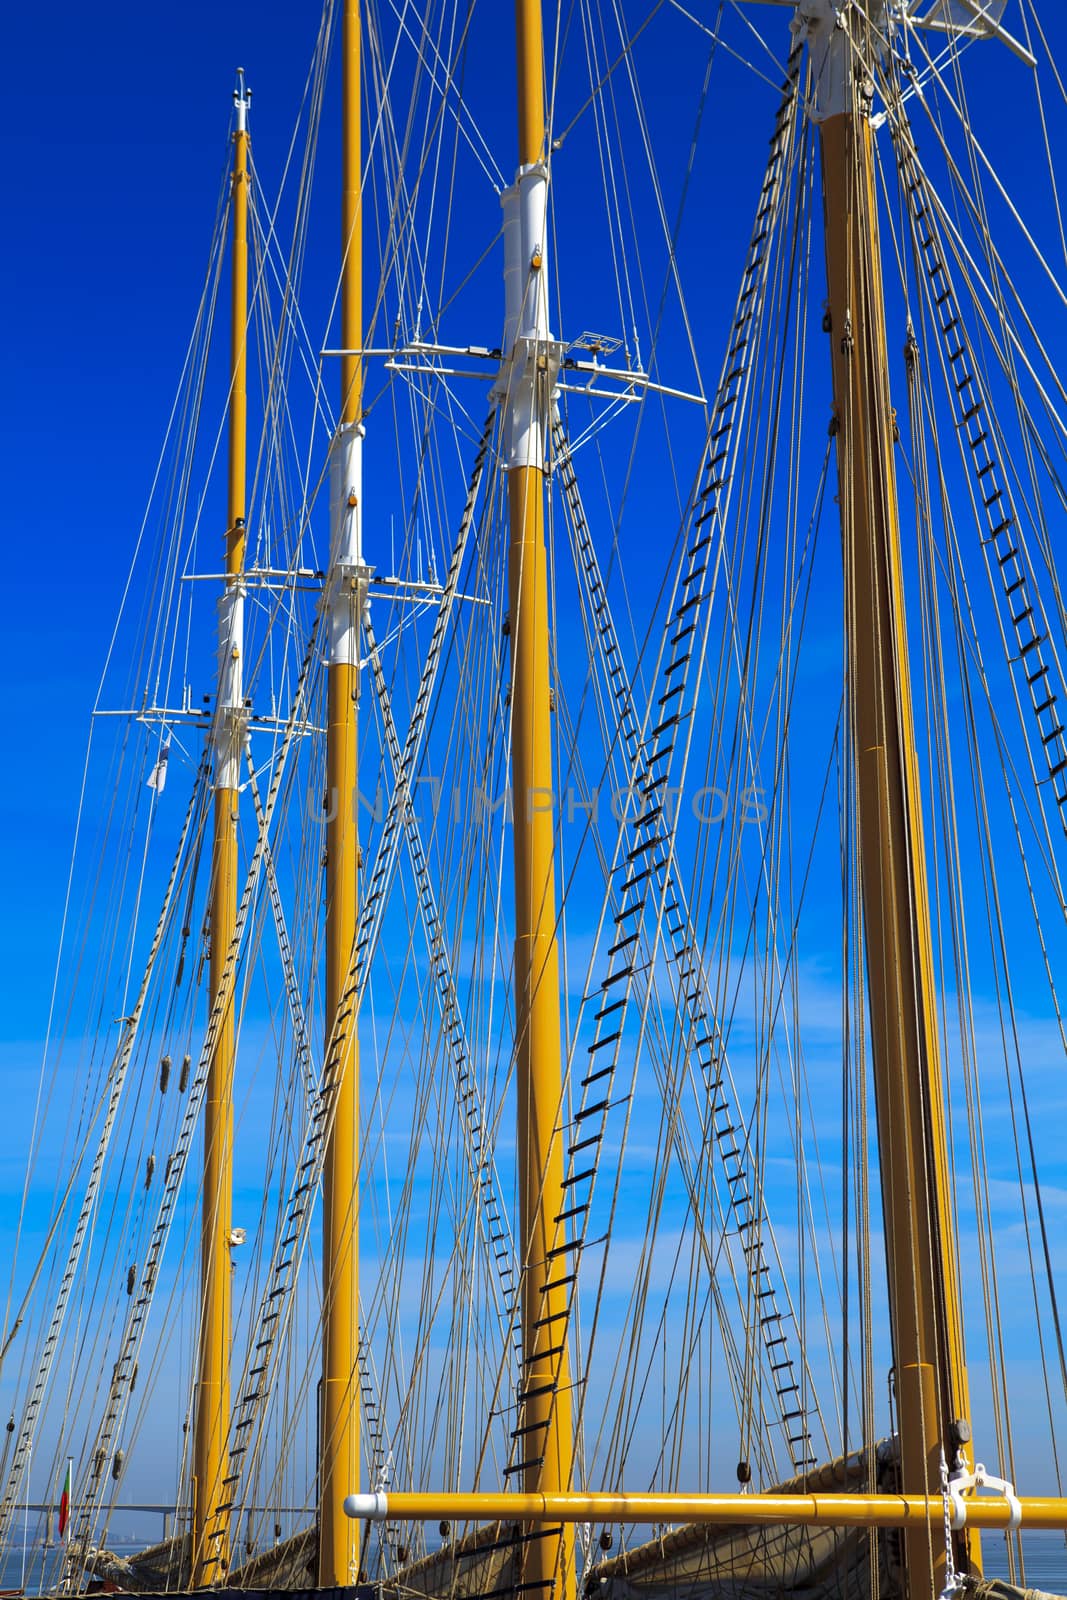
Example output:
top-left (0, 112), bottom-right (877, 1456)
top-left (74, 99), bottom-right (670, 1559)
top-left (58, 1457), bottom-right (72, 1541)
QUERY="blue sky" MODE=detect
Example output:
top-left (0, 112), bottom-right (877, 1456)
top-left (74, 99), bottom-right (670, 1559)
top-left (1, 2), bottom-right (329, 1026)
top-left (3, 1), bottom-right (1067, 1569)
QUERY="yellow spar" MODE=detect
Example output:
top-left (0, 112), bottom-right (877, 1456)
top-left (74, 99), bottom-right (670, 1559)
top-left (504, 4), bottom-right (575, 1599)
top-left (809, 4), bottom-right (979, 1592)
top-left (320, 0), bottom-right (364, 1585)
top-left (192, 69), bottom-right (250, 1587)
top-left (343, 1487), bottom-right (1067, 1534)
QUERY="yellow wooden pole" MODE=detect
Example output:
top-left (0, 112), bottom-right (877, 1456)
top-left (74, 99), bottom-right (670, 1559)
top-left (192, 70), bottom-right (249, 1587)
top-left (344, 1486), bottom-right (1063, 1533)
top-left (339, 0), bottom-right (363, 429)
top-left (320, 0), bottom-right (363, 1585)
top-left (506, 6), bottom-right (574, 1600)
top-left (507, 465), bottom-right (575, 1600)
top-left (817, 54), bottom-right (979, 1600)
top-left (516, 0), bottom-right (545, 168)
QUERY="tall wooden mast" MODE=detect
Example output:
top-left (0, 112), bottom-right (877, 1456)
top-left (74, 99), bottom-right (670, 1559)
top-left (804, 3), bottom-right (979, 1592)
top-left (505, 5), bottom-right (575, 1598)
top-left (192, 69), bottom-right (250, 1587)
top-left (320, 0), bottom-right (364, 1584)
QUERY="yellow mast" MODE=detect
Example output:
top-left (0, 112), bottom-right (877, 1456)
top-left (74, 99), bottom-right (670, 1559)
top-left (193, 69), bottom-right (250, 1586)
top-left (506, 4), bottom-right (574, 1598)
top-left (807, 5), bottom-right (979, 1592)
top-left (320, 0), bottom-right (364, 1584)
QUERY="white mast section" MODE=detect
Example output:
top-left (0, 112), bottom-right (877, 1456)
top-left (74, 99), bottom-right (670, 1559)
top-left (327, 421), bottom-right (366, 667)
top-left (215, 580), bottom-right (245, 792)
top-left (499, 163), bottom-right (561, 469)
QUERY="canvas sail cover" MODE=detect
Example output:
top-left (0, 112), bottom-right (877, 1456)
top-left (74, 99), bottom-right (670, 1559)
top-left (584, 1444), bottom-right (902, 1600)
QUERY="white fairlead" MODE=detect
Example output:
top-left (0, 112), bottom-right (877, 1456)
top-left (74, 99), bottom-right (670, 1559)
top-left (498, 161), bottom-right (562, 472)
top-left (327, 420), bottom-right (367, 668)
top-left (946, 1462), bottom-right (1022, 1532)
top-left (343, 1491), bottom-right (389, 1520)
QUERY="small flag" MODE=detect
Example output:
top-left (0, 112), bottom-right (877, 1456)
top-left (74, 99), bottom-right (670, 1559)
top-left (146, 741), bottom-right (171, 794)
top-left (58, 1456), bottom-right (72, 1541)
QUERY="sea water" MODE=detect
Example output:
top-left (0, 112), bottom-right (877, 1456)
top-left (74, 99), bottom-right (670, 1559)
top-left (984, 1531), bottom-right (1067, 1588)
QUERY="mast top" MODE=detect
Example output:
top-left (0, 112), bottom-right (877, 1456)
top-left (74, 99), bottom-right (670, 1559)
top-left (233, 68), bottom-right (251, 133)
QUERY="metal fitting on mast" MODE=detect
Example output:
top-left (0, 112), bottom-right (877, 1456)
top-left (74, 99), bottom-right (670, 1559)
top-left (234, 67), bottom-right (251, 133)
top-left (784, 0), bottom-right (1035, 115)
top-left (789, 0), bottom-right (864, 120)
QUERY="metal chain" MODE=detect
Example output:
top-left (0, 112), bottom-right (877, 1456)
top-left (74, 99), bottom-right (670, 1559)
top-left (938, 1450), bottom-right (961, 1600)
